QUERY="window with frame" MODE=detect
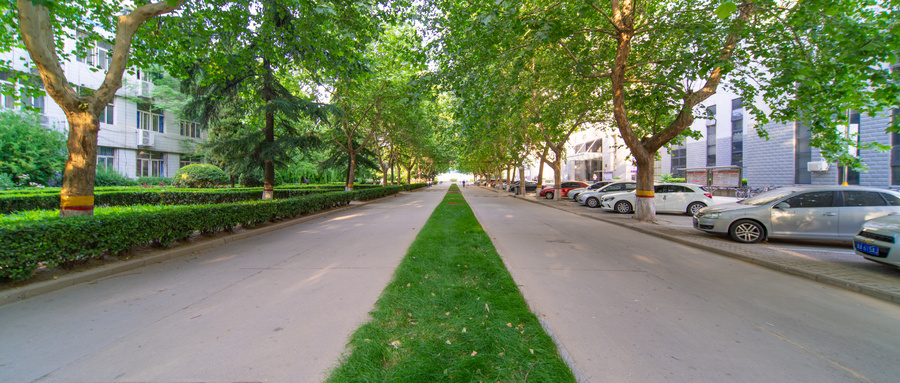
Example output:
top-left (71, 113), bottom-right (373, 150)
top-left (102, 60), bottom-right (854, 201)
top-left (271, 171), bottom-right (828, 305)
top-left (892, 65), bottom-right (900, 185)
top-left (795, 122), bottom-right (812, 184)
top-left (706, 105), bottom-right (717, 166)
top-left (96, 146), bottom-right (115, 168)
top-left (136, 151), bottom-right (165, 177)
top-left (75, 34), bottom-right (113, 70)
top-left (839, 111), bottom-right (860, 185)
top-left (137, 101), bottom-right (164, 132)
top-left (731, 98), bottom-right (743, 167)
top-left (670, 146), bottom-right (686, 178)
top-left (180, 156), bottom-right (202, 168)
top-left (180, 120), bottom-right (201, 138)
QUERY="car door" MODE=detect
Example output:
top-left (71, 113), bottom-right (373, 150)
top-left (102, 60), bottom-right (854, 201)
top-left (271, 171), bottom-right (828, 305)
top-left (662, 185), bottom-right (693, 212)
top-left (838, 191), bottom-right (895, 239)
top-left (770, 191), bottom-right (839, 239)
top-left (654, 185), bottom-right (672, 211)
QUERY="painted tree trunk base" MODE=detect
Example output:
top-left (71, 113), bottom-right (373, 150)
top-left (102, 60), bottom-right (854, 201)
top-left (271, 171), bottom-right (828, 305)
top-left (262, 188), bottom-right (274, 200)
top-left (345, 185), bottom-right (354, 191)
top-left (634, 197), bottom-right (657, 222)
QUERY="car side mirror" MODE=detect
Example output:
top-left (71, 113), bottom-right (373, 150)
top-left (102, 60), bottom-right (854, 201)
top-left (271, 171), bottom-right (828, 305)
top-left (774, 202), bottom-right (791, 209)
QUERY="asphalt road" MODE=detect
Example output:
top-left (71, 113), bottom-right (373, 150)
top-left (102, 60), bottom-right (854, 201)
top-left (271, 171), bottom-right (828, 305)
top-left (0, 186), bottom-right (448, 383)
top-left (463, 185), bottom-right (900, 383)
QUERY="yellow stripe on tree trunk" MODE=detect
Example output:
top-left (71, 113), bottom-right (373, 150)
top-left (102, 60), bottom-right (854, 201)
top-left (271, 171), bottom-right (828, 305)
top-left (60, 195), bottom-right (94, 208)
top-left (635, 190), bottom-right (654, 198)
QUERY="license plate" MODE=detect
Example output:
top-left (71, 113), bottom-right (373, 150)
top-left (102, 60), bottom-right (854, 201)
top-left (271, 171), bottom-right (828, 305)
top-left (854, 241), bottom-right (882, 257)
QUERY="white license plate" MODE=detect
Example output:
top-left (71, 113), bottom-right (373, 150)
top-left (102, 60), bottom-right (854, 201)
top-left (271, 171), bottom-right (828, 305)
top-left (854, 241), bottom-right (881, 257)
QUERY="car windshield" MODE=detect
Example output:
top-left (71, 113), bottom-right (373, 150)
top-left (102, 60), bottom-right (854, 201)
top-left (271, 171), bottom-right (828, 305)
top-left (738, 188), bottom-right (796, 205)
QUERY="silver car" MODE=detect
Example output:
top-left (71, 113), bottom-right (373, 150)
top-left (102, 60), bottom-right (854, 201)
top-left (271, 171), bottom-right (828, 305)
top-left (854, 214), bottom-right (900, 268)
top-left (576, 181), bottom-right (637, 208)
top-left (694, 186), bottom-right (900, 243)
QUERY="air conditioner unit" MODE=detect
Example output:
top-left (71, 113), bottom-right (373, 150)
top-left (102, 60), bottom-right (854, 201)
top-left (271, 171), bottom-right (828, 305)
top-left (807, 161), bottom-right (830, 172)
top-left (136, 130), bottom-right (154, 147)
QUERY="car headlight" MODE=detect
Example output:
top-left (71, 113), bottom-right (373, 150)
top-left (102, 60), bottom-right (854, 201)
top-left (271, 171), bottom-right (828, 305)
top-left (700, 212), bottom-right (720, 219)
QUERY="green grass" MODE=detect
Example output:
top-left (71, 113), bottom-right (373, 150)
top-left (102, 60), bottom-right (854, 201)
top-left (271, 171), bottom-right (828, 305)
top-left (326, 184), bottom-right (575, 382)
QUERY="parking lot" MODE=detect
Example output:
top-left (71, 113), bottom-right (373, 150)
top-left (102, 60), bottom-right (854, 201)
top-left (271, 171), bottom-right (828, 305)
top-left (485, 185), bottom-right (900, 302)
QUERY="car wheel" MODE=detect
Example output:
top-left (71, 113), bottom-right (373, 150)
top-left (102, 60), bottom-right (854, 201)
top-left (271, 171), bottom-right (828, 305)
top-left (545, 192), bottom-right (554, 199)
top-left (587, 197), bottom-right (600, 208)
top-left (687, 202), bottom-right (706, 216)
top-left (614, 201), bottom-right (633, 214)
top-left (729, 220), bottom-right (764, 243)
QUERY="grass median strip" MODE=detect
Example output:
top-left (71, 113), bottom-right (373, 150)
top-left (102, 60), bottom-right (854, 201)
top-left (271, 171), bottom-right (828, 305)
top-left (326, 185), bottom-right (575, 382)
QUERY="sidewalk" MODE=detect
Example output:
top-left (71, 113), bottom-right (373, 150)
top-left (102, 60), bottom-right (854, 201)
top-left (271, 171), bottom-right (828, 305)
top-left (484, 186), bottom-right (900, 304)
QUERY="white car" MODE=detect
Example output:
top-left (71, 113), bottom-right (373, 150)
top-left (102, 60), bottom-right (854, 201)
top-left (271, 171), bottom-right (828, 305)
top-left (566, 181), bottom-right (613, 200)
top-left (854, 214), bottom-right (900, 267)
top-left (600, 183), bottom-right (713, 215)
top-left (576, 181), bottom-right (637, 208)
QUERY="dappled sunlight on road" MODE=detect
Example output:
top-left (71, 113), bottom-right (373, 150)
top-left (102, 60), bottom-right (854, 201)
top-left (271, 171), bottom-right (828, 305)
top-left (326, 213), bottom-right (363, 222)
top-left (631, 254), bottom-right (661, 265)
top-left (200, 254), bottom-right (238, 264)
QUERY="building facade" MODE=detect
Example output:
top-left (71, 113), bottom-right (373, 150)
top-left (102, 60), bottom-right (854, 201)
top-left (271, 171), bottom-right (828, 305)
top-left (1, 39), bottom-right (204, 181)
top-left (550, 80), bottom-right (897, 190)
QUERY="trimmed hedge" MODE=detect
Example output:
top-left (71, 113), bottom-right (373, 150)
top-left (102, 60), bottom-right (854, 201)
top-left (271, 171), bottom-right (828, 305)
top-left (0, 183), bottom-right (427, 281)
top-left (0, 186), bottom-right (347, 214)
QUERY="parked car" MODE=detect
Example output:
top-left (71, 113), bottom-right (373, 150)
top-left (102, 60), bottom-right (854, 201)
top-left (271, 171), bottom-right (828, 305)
top-left (566, 181), bottom-right (613, 200)
top-left (539, 181), bottom-right (589, 199)
top-left (577, 181), bottom-right (638, 207)
top-left (600, 183), bottom-right (712, 215)
top-left (693, 186), bottom-right (900, 243)
top-left (510, 181), bottom-right (538, 193)
top-left (854, 214), bottom-right (900, 267)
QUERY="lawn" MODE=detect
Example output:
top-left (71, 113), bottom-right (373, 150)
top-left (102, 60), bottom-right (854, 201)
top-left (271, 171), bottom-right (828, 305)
top-left (326, 184), bottom-right (575, 382)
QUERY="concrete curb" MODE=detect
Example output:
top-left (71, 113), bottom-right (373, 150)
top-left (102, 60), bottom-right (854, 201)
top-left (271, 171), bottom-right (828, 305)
top-left (489, 187), bottom-right (900, 305)
top-left (0, 191), bottom-right (413, 307)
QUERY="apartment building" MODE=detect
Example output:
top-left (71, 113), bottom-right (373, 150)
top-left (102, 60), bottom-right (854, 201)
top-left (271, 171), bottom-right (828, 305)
top-left (1, 39), bottom-right (204, 180)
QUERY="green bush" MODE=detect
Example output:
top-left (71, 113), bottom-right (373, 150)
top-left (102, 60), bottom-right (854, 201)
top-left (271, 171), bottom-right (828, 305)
top-left (0, 173), bottom-right (16, 189)
top-left (95, 167), bottom-right (137, 187)
top-left (0, 184), bottom-right (430, 280)
top-left (238, 170), bottom-right (284, 187)
top-left (136, 176), bottom-right (172, 186)
top-left (172, 164), bottom-right (227, 188)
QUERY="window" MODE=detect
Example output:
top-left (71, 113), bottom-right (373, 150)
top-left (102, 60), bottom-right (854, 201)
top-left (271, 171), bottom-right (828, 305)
top-left (180, 156), bottom-right (202, 168)
top-left (706, 105), bottom-right (717, 167)
top-left (20, 92), bottom-right (44, 113)
top-left (137, 102), bottom-right (164, 132)
top-left (670, 146), bottom-right (686, 178)
top-left (96, 146), bottom-right (115, 168)
top-left (731, 98), bottom-right (743, 167)
top-left (881, 193), bottom-right (900, 206)
top-left (892, 64), bottom-right (900, 184)
top-left (180, 120), bottom-right (201, 138)
top-left (839, 111), bottom-right (860, 185)
top-left (1, 82), bottom-right (13, 109)
top-left (76, 34), bottom-right (113, 70)
top-left (795, 122), bottom-right (812, 184)
top-left (783, 191), bottom-right (835, 208)
top-left (588, 139), bottom-right (602, 152)
top-left (136, 151), bottom-right (165, 177)
top-left (842, 191), bottom-right (887, 207)
top-left (99, 100), bottom-right (114, 124)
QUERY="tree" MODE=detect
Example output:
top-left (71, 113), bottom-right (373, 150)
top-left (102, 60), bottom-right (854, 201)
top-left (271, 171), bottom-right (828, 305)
top-left (160, 0), bottom-right (381, 197)
top-left (431, 0), bottom-right (900, 221)
top-left (0, 109), bottom-right (66, 186)
top-left (9, 0), bottom-right (183, 215)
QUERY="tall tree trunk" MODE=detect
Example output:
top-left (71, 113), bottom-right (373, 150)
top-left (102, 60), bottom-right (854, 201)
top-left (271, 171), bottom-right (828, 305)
top-left (262, 60), bottom-right (275, 200)
top-left (536, 146), bottom-right (548, 189)
top-left (60, 110), bottom-right (100, 216)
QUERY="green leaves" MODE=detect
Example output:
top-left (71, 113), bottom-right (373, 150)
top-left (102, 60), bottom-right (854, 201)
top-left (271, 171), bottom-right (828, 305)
top-left (715, 2), bottom-right (738, 20)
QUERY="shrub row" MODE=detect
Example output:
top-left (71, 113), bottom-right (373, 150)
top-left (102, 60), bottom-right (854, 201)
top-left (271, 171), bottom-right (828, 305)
top-left (0, 183), bottom-right (427, 281)
top-left (0, 186), bottom-right (346, 214)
